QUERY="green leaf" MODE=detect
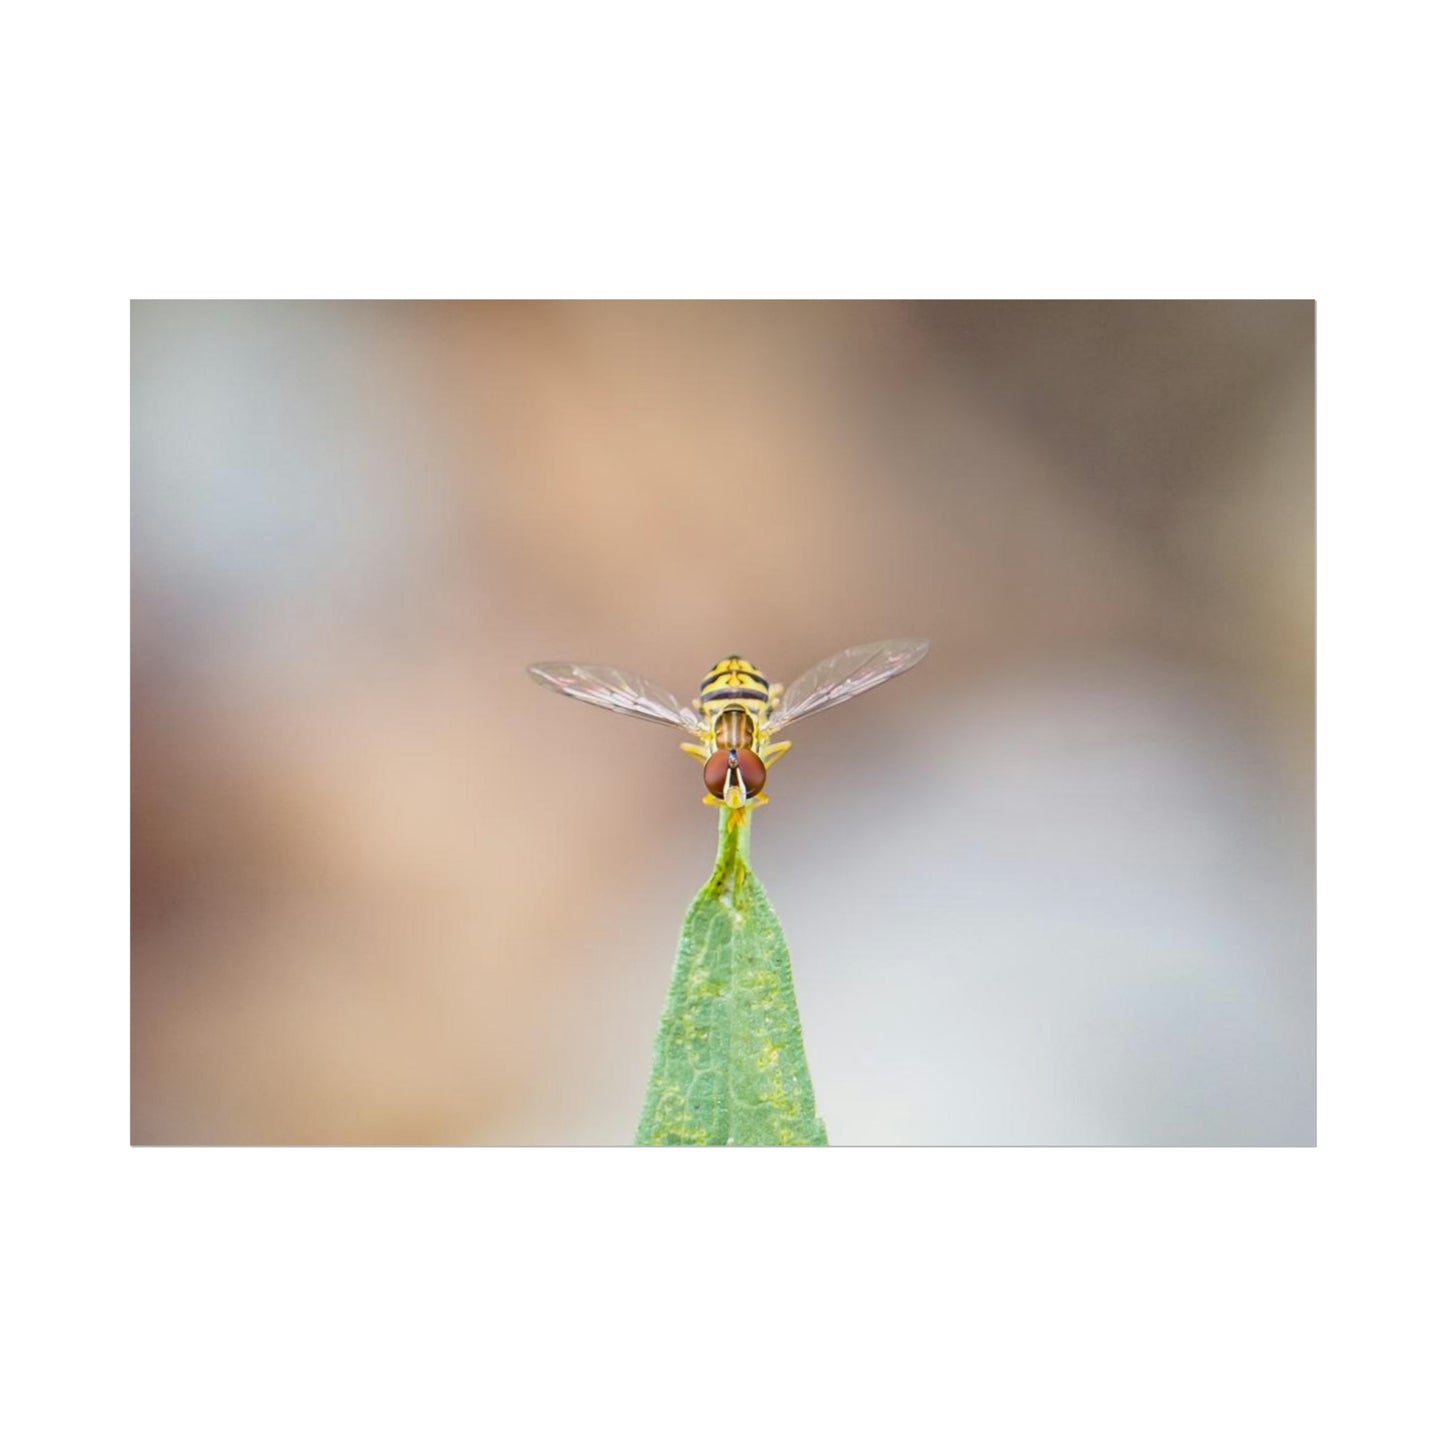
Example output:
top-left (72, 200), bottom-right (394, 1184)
top-left (636, 812), bottom-right (828, 1146)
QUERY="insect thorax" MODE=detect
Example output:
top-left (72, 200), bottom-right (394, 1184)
top-left (708, 706), bottom-right (757, 750)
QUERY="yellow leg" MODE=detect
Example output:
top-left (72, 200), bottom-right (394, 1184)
top-left (758, 739), bottom-right (791, 766)
top-left (681, 742), bottom-right (709, 762)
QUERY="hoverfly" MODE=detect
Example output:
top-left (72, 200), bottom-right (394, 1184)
top-left (528, 639), bottom-right (929, 819)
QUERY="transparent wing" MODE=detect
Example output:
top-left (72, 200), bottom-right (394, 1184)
top-left (768, 639), bottom-right (930, 734)
top-left (527, 662), bottom-right (704, 735)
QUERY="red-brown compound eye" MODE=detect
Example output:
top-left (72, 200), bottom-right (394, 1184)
top-left (734, 747), bottom-right (767, 797)
top-left (703, 749), bottom-right (733, 798)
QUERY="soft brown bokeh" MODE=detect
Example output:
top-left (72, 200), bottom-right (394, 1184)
top-left (131, 300), bottom-right (1314, 1144)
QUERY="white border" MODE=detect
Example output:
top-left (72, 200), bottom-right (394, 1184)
top-left (6, 3), bottom-right (1442, 1440)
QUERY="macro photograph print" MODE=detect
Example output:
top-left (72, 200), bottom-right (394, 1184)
top-left (131, 299), bottom-right (1315, 1146)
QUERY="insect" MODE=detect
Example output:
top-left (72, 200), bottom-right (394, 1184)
top-left (528, 639), bottom-right (929, 820)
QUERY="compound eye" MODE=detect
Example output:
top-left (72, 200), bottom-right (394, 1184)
top-left (703, 749), bottom-right (732, 798)
top-left (734, 748), bottom-right (767, 797)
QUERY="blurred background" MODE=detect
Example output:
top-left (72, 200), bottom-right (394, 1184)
top-left (131, 300), bottom-right (1314, 1145)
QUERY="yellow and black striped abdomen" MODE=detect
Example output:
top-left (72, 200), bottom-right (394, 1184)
top-left (699, 656), bottom-right (771, 708)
